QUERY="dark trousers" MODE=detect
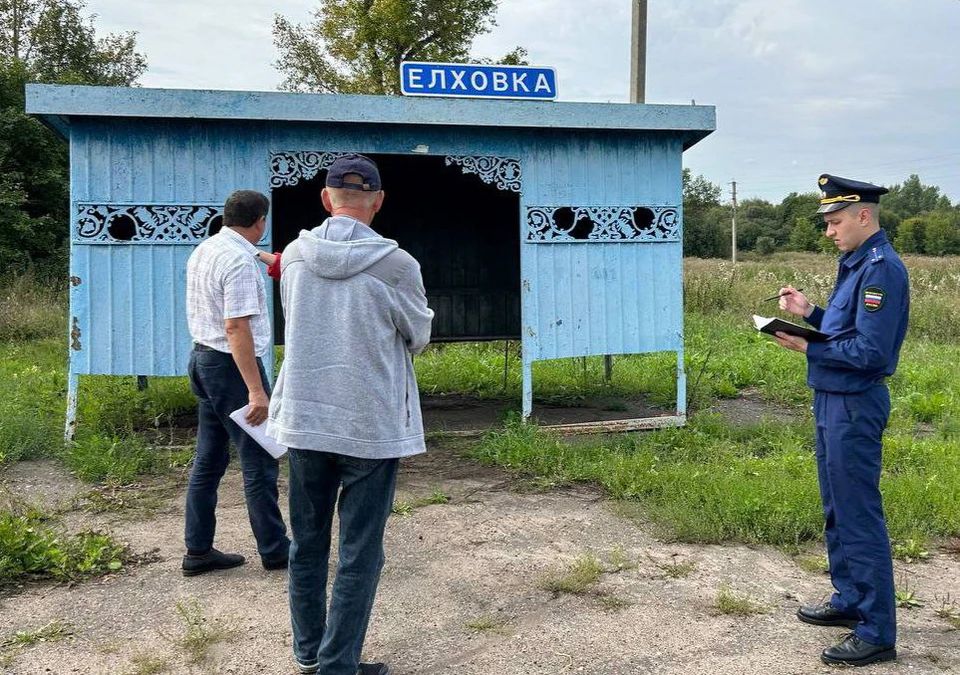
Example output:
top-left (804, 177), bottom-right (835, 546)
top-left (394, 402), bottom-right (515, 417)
top-left (814, 385), bottom-right (896, 646)
top-left (287, 449), bottom-right (399, 675)
top-left (185, 347), bottom-right (289, 563)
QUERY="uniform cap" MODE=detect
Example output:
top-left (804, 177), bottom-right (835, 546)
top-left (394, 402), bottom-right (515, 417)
top-left (817, 174), bottom-right (888, 213)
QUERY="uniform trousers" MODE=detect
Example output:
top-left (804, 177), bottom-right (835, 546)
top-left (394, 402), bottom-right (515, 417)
top-left (813, 384), bottom-right (896, 646)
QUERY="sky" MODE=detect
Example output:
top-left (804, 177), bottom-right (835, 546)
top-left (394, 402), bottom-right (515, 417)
top-left (83, 0), bottom-right (960, 205)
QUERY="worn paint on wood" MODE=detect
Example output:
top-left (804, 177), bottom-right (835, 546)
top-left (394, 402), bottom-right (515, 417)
top-left (27, 85), bottom-right (715, 430)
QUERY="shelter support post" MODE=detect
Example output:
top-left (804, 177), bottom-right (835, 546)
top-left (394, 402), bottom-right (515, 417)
top-left (65, 372), bottom-right (79, 442)
top-left (522, 360), bottom-right (533, 419)
top-left (676, 347), bottom-right (687, 417)
top-left (502, 340), bottom-right (510, 391)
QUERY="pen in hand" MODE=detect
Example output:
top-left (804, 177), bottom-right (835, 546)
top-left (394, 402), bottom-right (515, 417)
top-left (762, 288), bottom-right (803, 302)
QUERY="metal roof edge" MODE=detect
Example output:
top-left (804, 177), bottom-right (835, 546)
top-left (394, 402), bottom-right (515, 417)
top-left (26, 84), bottom-right (716, 135)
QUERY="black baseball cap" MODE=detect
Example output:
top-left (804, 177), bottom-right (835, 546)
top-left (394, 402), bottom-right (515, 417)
top-left (325, 153), bottom-right (381, 192)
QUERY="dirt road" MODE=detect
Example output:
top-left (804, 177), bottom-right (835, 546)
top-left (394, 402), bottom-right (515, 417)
top-left (1, 444), bottom-right (958, 674)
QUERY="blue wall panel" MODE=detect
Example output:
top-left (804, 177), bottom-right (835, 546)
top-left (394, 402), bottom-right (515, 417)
top-left (518, 130), bottom-right (684, 363)
top-left (67, 118), bottom-right (686, 399)
top-left (70, 119), bottom-right (251, 376)
top-left (35, 86), bottom-right (714, 431)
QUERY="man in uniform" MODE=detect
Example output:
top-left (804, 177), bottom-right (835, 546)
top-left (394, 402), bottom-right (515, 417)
top-left (775, 174), bottom-right (909, 666)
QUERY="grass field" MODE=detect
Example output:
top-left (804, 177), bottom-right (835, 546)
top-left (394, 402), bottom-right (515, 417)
top-left (469, 253), bottom-right (960, 547)
top-left (1, 252), bottom-right (958, 576)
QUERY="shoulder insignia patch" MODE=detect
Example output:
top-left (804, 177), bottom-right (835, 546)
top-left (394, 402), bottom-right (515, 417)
top-left (870, 246), bottom-right (885, 264)
top-left (862, 286), bottom-right (885, 312)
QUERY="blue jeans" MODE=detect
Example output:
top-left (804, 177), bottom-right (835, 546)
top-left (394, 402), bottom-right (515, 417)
top-left (185, 347), bottom-right (289, 562)
top-left (287, 449), bottom-right (398, 675)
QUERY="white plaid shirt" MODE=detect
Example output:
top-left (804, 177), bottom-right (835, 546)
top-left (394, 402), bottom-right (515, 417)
top-left (186, 227), bottom-right (271, 357)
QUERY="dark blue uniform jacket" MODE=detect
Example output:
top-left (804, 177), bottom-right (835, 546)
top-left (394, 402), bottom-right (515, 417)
top-left (803, 230), bottom-right (909, 393)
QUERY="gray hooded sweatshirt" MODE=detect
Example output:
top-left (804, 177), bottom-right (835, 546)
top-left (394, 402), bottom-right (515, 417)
top-left (266, 216), bottom-right (434, 458)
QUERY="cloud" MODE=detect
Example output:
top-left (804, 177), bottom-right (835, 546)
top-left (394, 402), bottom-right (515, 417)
top-left (78, 0), bottom-right (960, 202)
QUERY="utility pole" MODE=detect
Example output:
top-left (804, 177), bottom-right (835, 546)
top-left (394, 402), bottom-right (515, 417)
top-left (630, 0), bottom-right (648, 103)
top-left (730, 180), bottom-right (738, 264)
top-left (606, 0), bottom-right (648, 383)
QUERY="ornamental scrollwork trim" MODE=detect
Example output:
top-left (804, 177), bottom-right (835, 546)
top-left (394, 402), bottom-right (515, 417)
top-left (445, 156), bottom-right (522, 193)
top-left (270, 151), bottom-right (345, 188)
top-left (74, 204), bottom-right (224, 244)
top-left (525, 206), bottom-right (680, 242)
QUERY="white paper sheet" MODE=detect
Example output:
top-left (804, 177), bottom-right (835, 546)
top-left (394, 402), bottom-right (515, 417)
top-left (228, 406), bottom-right (287, 459)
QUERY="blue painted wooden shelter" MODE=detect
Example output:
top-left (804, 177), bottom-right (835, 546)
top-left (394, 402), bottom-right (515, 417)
top-left (26, 84), bottom-right (715, 436)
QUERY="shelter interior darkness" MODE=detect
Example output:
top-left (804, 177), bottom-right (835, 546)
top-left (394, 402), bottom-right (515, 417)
top-left (270, 154), bottom-right (521, 344)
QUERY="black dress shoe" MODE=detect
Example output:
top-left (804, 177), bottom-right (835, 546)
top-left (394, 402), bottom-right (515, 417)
top-left (262, 556), bottom-right (288, 571)
top-left (797, 601), bottom-right (859, 628)
top-left (821, 633), bottom-right (896, 666)
top-left (181, 548), bottom-right (245, 576)
top-left (297, 659), bottom-right (388, 674)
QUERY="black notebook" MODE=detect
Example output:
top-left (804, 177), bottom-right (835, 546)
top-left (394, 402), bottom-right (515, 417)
top-left (752, 315), bottom-right (829, 342)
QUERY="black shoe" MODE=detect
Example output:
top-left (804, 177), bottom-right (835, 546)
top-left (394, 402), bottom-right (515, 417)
top-left (821, 633), bottom-right (896, 666)
top-left (797, 602), bottom-right (859, 628)
top-left (296, 659), bottom-right (318, 674)
top-left (357, 664), bottom-right (390, 675)
top-left (296, 662), bottom-right (388, 675)
top-left (295, 659), bottom-right (318, 674)
top-left (262, 556), bottom-right (288, 571)
top-left (181, 548), bottom-right (245, 577)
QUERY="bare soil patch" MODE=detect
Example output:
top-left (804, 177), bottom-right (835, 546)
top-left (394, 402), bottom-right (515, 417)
top-left (422, 393), bottom-right (673, 432)
top-left (132, 389), bottom-right (790, 440)
top-left (0, 459), bottom-right (85, 513)
top-left (708, 387), bottom-right (806, 426)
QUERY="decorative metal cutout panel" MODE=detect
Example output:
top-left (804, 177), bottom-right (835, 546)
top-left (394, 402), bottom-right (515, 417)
top-left (525, 206), bottom-right (679, 242)
top-left (445, 156), bottom-right (522, 193)
top-left (270, 151), bottom-right (344, 187)
top-left (74, 204), bottom-right (224, 243)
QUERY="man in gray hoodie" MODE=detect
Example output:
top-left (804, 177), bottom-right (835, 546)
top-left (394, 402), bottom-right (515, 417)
top-left (267, 154), bottom-right (433, 675)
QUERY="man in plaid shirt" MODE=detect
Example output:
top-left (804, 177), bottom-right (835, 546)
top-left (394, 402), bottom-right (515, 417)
top-left (183, 189), bottom-right (289, 576)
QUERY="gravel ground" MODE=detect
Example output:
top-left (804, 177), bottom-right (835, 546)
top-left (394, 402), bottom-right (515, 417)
top-left (1, 443), bottom-right (957, 675)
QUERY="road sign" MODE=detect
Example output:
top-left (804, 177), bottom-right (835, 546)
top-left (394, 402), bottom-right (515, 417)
top-left (400, 62), bottom-right (557, 101)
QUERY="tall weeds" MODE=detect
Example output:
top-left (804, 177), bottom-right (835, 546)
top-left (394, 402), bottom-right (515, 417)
top-left (0, 272), bottom-right (66, 342)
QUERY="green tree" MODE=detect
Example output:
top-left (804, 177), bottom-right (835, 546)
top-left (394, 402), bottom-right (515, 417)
top-left (736, 198), bottom-right (779, 250)
top-left (894, 215), bottom-right (925, 254)
top-left (754, 235), bottom-right (776, 257)
top-left (0, 0), bottom-right (146, 275)
top-left (777, 191), bottom-right (821, 251)
top-left (273, 0), bottom-right (524, 95)
top-left (682, 168), bottom-right (721, 210)
top-left (788, 215), bottom-right (822, 252)
top-left (777, 191), bottom-right (820, 231)
top-left (883, 174), bottom-right (951, 221)
top-left (878, 208), bottom-right (901, 241)
top-left (923, 209), bottom-right (960, 255)
top-left (682, 168), bottom-right (729, 258)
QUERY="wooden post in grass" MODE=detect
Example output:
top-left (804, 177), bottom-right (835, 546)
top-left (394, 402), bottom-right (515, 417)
top-left (503, 340), bottom-right (510, 391)
top-left (64, 373), bottom-right (78, 441)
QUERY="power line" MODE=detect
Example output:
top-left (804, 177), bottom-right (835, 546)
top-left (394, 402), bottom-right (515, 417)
top-left (691, 152), bottom-right (960, 192)
top-left (725, 166), bottom-right (960, 192)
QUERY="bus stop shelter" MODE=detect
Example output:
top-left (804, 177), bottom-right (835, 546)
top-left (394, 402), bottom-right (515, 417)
top-left (26, 84), bottom-right (715, 437)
